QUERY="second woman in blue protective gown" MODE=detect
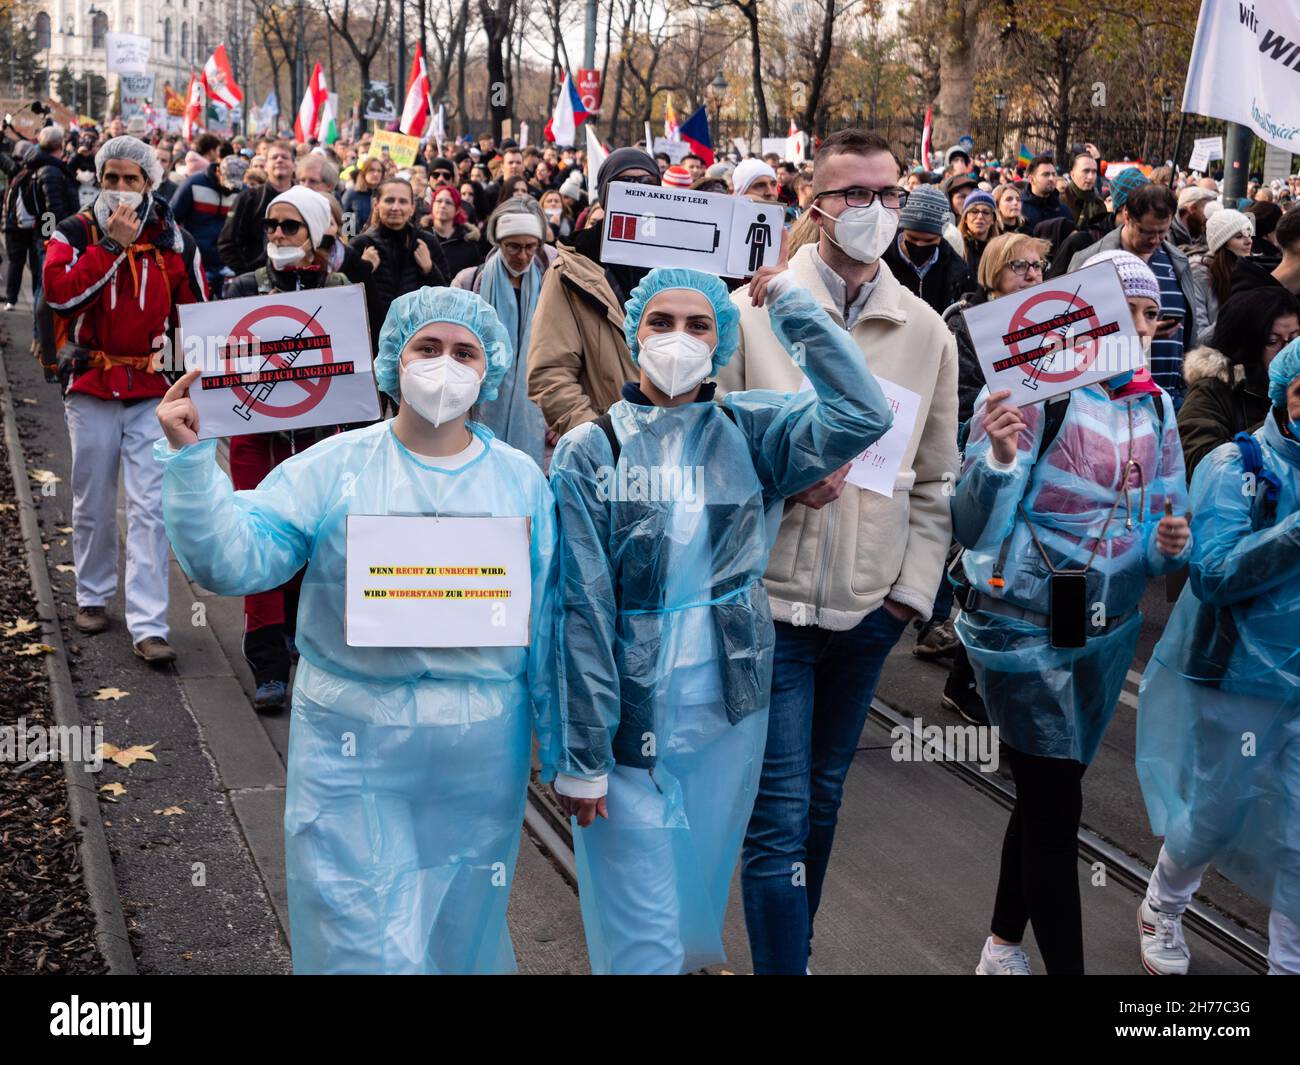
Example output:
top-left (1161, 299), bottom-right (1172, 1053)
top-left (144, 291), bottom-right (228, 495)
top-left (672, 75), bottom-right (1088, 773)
top-left (153, 286), bottom-right (557, 974)
top-left (1136, 339), bottom-right (1300, 976)
top-left (544, 258), bottom-right (894, 974)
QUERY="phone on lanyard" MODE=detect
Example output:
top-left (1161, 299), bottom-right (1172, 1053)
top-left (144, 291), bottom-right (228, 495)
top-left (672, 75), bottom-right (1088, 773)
top-left (1049, 573), bottom-right (1088, 649)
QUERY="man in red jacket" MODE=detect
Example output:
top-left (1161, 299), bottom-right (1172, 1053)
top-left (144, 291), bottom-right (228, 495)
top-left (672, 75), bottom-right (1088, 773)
top-left (42, 136), bottom-right (207, 663)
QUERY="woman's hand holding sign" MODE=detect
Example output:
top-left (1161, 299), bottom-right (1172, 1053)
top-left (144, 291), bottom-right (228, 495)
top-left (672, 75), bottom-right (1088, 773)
top-left (983, 389), bottom-right (1028, 466)
top-left (157, 368), bottom-right (203, 450)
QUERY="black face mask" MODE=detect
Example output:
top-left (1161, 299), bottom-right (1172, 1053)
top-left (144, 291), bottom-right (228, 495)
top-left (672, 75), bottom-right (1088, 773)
top-left (904, 240), bottom-right (937, 264)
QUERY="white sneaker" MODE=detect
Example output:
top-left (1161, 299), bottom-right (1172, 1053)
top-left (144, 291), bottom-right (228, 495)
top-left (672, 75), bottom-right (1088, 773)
top-left (2, 302), bottom-right (14, 312)
top-left (1138, 898), bottom-right (1191, 975)
top-left (976, 935), bottom-right (1032, 975)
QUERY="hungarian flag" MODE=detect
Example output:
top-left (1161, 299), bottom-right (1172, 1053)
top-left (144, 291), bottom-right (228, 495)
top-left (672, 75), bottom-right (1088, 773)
top-left (182, 73), bottom-right (204, 141)
top-left (295, 62), bottom-right (328, 142)
top-left (920, 106), bottom-right (933, 170)
top-left (664, 95), bottom-right (679, 141)
top-left (544, 72), bottom-right (592, 144)
top-left (679, 105), bottom-right (713, 165)
top-left (399, 47), bottom-right (431, 138)
top-left (202, 43), bottom-right (243, 110)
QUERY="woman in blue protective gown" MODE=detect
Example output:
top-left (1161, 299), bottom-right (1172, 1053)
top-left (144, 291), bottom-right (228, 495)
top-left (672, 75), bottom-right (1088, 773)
top-left (153, 287), bottom-right (557, 974)
top-left (951, 250), bottom-right (1193, 975)
top-left (544, 247), bottom-right (895, 975)
top-left (1135, 339), bottom-right (1300, 976)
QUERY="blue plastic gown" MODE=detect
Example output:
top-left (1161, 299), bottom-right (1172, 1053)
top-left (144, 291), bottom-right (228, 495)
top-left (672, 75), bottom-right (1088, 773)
top-left (1136, 410), bottom-right (1300, 924)
top-left (951, 385), bottom-right (1190, 763)
top-left (155, 421), bottom-right (557, 974)
top-left (546, 283), bottom-right (893, 973)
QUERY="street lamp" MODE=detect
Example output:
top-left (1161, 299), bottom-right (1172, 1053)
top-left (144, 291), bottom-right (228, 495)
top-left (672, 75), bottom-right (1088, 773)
top-left (708, 71), bottom-right (728, 147)
top-left (1160, 93), bottom-right (1175, 163)
top-left (993, 92), bottom-right (1008, 161)
top-left (854, 96), bottom-right (864, 126)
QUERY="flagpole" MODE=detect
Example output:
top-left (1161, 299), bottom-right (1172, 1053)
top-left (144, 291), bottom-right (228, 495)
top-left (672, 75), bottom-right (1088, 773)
top-left (398, 0), bottom-right (407, 133)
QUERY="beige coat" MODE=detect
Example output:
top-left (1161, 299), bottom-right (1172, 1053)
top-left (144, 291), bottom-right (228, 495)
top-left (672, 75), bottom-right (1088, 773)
top-left (716, 244), bottom-right (958, 629)
top-left (526, 244), bottom-right (638, 436)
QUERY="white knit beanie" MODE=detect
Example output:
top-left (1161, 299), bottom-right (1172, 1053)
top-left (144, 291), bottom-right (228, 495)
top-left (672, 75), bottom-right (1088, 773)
top-left (1206, 208), bottom-right (1254, 255)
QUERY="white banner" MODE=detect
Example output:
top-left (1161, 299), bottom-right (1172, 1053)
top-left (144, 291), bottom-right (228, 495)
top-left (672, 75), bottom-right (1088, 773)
top-left (104, 32), bottom-right (151, 75)
top-left (960, 261), bottom-right (1141, 408)
top-left (119, 73), bottom-right (156, 120)
top-left (345, 516), bottom-right (533, 648)
top-left (800, 376), bottom-right (921, 497)
top-left (178, 285), bottom-right (380, 440)
top-left (1183, 0), bottom-right (1300, 152)
top-left (1188, 135), bottom-right (1224, 173)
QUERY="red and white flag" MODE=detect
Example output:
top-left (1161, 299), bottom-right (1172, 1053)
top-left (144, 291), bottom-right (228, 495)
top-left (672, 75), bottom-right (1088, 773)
top-left (399, 47), bottom-right (431, 138)
top-left (182, 72), bottom-right (204, 141)
top-left (921, 105), bottom-right (934, 171)
top-left (202, 43), bottom-right (243, 110)
top-left (295, 62), bottom-right (328, 142)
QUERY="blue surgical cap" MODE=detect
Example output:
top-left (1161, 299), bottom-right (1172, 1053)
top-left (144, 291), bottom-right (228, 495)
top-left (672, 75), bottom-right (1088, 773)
top-left (622, 268), bottom-right (741, 375)
top-left (1268, 336), bottom-right (1300, 408)
top-left (375, 286), bottom-right (513, 401)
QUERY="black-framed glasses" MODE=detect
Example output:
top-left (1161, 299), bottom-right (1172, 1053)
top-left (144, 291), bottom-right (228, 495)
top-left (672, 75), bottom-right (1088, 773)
top-left (813, 186), bottom-right (909, 210)
top-left (1008, 258), bottom-right (1050, 276)
top-left (262, 218), bottom-right (305, 237)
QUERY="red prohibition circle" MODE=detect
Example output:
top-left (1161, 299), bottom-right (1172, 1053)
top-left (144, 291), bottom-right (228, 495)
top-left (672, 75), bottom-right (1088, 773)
top-left (224, 303), bottom-right (334, 419)
top-left (1007, 288), bottom-right (1103, 384)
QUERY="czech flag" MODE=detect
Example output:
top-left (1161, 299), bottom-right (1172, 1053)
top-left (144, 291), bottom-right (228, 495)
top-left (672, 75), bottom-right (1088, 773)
top-left (544, 72), bottom-right (592, 145)
top-left (295, 62), bottom-right (328, 142)
top-left (679, 105), bottom-right (713, 165)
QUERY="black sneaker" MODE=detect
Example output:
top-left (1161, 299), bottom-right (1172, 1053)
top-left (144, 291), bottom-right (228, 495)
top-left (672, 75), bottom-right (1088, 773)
top-left (941, 685), bottom-right (988, 726)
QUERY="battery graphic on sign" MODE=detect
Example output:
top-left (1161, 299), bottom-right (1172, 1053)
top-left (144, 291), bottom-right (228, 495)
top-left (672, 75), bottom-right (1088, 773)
top-left (606, 211), bottom-right (721, 255)
top-left (232, 305), bottom-right (323, 421)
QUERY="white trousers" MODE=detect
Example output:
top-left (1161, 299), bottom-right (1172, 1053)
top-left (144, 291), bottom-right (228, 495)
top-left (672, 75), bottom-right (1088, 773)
top-left (1147, 844), bottom-right (1300, 975)
top-left (63, 392), bottom-right (169, 642)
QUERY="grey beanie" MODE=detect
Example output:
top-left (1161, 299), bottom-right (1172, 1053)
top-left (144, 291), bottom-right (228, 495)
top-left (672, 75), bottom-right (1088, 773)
top-left (898, 184), bottom-right (950, 236)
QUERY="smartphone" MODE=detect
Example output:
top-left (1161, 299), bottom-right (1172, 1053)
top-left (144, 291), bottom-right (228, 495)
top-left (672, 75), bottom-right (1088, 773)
top-left (1049, 573), bottom-right (1088, 649)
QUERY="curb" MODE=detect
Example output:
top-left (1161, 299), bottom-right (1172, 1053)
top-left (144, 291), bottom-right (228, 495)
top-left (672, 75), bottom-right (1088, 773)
top-left (0, 343), bottom-right (138, 975)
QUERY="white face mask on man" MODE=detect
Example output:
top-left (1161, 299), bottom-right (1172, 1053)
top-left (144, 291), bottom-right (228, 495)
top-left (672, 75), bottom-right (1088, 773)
top-left (637, 331), bottom-right (715, 398)
top-left (815, 200), bottom-right (899, 265)
top-left (400, 355), bottom-right (483, 426)
top-left (100, 189), bottom-right (144, 214)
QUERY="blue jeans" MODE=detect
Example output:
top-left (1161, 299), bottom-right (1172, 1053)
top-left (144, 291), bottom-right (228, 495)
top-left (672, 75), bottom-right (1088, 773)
top-left (741, 605), bottom-right (908, 973)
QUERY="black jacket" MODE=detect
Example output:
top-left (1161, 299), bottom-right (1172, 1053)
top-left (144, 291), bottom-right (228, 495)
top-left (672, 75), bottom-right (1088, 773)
top-left (1229, 255), bottom-right (1285, 297)
top-left (350, 223), bottom-right (451, 346)
top-left (29, 150), bottom-right (78, 227)
top-left (1019, 187), bottom-right (1073, 230)
top-left (435, 223), bottom-right (485, 279)
top-left (217, 181), bottom-right (282, 276)
top-left (882, 237), bottom-right (974, 317)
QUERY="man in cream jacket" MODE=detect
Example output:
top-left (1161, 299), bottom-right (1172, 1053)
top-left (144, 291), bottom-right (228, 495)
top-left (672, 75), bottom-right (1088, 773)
top-left (717, 129), bottom-right (958, 974)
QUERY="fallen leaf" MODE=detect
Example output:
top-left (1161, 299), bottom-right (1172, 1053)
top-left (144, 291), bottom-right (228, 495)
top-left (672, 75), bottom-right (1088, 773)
top-left (15, 643), bottom-right (55, 656)
top-left (54, 564), bottom-right (75, 574)
top-left (96, 742), bottom-right (158, 768)
top-left (0, 503), bottom-right (14, 511)
top-left (56, 526), bottom-right (72, 533)
top-left (2, 618), bottom-right (39, 638)
top-left (93, 687), bottom-right (130, 701)
top-left (28, 469), bottom-right (60, 485)
top-left (99, 782), bottom-right (127, 797)
top-left (20, 397), bottom-right (38, 405)
top-left (180, 952), bottom-right (193, 961)
top-left (155, 806), bottom-right (185, 816)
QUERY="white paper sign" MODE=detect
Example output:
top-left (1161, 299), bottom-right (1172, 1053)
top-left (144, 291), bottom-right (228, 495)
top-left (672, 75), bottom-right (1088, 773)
top-left (345, 516), bottom-right (533, 647)
top-left (178, 284), bottom-right (380, 440)
top-left (601, 181), bottom-right (781, 276)
top-left (799, 376), bottom-right (921, 497)
top-left (105, 33), bottom-right (151, 75)
top-left (1188, 135), bottom-right (1225, 173)
top-left (1183, 0), bottom-right (1300, 153)
top-left (960, 261), bottom-right (1141, 408)
top-left (652, 137), bottom-right (691, 163)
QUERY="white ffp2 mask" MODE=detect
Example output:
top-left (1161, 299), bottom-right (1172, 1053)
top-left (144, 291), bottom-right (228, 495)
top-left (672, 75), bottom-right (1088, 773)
top-left (400, 356), bottom-right (483, 426)
top-left (817, 200), bottom-right (899, 264)
top-left (637, 331), bottom-right (715, 398)
top-left (266, 243), bottom-right (308, 269)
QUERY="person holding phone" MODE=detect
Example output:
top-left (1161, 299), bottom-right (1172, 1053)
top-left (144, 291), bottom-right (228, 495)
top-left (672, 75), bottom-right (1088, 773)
top-left (950, 250), bottom-right (1192, 975)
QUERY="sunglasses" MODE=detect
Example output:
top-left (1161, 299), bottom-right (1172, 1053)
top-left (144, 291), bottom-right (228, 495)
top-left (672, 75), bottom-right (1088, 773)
top-left (262, 218), bottom-right (306, 237)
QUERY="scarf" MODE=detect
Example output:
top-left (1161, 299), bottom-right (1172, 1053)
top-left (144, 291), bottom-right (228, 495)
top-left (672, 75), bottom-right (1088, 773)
top-left (473, 250), bottom-right (548, 465)
top-left (1069, 181), bottom-right (1109, 230)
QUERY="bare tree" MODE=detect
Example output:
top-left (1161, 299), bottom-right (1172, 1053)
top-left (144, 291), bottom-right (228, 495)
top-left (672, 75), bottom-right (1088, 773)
top-left (322, 0), bottom-right (394, 114)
